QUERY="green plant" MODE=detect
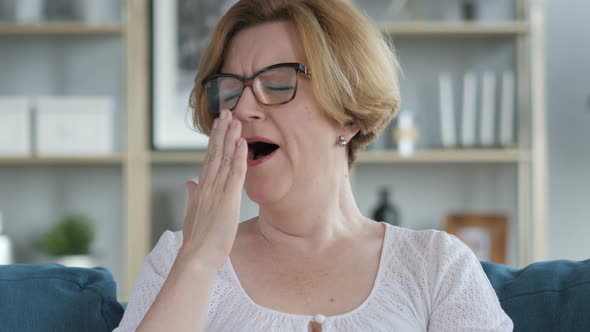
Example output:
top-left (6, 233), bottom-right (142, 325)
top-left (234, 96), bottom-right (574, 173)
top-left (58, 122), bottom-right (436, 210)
top-left (37, 215), bottom-right (95, 256)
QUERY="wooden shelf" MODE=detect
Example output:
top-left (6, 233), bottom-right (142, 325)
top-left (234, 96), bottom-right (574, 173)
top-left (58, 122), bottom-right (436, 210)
top-left (378, 21), bottom-right (529, 35)
top-left (0, 23), bottom-right (123, 36)
top-left (0, 155), bottom-right (123, 166)
top-left (356, 149), bottom-right (527, 164)
top-left (150, 151), bottom-right (208, 164)
top-left (150, 149), bottom-right (527, 165)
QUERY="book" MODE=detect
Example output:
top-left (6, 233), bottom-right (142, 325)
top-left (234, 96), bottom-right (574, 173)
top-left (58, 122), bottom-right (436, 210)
top-left (0, 97), bottom-right (32, 157)
top-left (500, 71), bottom-right (515, 147)
top-left (461, 72), bottom-right (477, 147)
top-left (439, 73), bottom-right (456, 148)
top-left (480, 71), bottom-right (496, 146)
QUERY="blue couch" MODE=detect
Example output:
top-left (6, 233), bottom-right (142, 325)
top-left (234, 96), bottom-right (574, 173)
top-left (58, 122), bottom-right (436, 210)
top-left (1, 260), bottom-right (589, 331)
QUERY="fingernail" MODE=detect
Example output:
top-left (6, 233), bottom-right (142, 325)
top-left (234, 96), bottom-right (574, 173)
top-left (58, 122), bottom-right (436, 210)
top-left (221, 109), bottom-right (227, 120)
top-left (212, 118), bottom-right (218, 129)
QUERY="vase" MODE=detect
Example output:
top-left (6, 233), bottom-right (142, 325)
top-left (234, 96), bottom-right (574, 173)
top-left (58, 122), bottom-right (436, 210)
top-left (78, 0), bottom-right (118, 24)
top-left (55, 255), bottom-right (97, 268)
top-left (15, 0), bottom-right (44, 23)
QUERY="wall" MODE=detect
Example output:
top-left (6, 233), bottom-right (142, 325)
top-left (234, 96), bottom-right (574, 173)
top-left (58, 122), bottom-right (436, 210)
top-left (545, 0), bottom-right (590, 260)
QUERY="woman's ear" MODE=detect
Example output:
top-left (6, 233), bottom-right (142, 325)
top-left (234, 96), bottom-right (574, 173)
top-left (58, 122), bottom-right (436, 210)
top-left (344, 121), bottom-right (360, 142)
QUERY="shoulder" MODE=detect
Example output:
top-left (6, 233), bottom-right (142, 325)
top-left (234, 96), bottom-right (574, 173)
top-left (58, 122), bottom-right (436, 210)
top-left (144, 230), bottom-right (184, 277)
top-left (387, 226), bottom-right (490, 292)
top-left (392, 227), bottom-right (514, 330)
top-left (386, 225), bottom-right (469, 260)
top-left (384, 226), bottom-right (491, 293)
top-left (152, 229), bottom-right (183, 255)
top-left (383, 225), bottom-right (480, 282)
top-left (372, 227), bottom-right (474, 316)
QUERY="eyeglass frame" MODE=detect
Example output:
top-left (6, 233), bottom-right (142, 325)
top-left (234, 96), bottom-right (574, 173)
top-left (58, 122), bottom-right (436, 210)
top-left (201, 62), bottom-right (312, 115)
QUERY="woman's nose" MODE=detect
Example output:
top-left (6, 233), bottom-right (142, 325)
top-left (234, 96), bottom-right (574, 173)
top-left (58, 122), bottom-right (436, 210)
top-left (232, 86), bottom-right (266, 122)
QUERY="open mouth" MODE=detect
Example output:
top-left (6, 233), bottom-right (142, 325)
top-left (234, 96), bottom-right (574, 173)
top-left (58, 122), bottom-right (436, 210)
top-left (247, 141), bottom-right (280, 161)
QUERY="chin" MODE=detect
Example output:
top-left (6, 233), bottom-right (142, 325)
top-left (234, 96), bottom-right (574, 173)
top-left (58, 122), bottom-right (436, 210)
top-left (244, 175), bottom-right (290, 206)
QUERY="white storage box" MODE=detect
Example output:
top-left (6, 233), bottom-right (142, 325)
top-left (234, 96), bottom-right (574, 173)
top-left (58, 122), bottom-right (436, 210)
top-left (35, 97), bottom-right (114, 156)
top-left (0, 97), bottom-right (32, 157)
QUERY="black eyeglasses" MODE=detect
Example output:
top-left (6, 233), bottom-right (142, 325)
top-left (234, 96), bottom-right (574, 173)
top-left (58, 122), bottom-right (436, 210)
top-left (202, 62), bottom-right (312, 115)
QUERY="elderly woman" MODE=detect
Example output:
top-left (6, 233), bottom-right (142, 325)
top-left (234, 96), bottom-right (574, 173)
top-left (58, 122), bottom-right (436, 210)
top-left (115, 0), bottom-right (513, 331)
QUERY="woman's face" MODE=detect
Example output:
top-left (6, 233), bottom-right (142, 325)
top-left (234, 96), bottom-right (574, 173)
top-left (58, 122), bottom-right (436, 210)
top-left (222, 21), bottom-right (354, 206)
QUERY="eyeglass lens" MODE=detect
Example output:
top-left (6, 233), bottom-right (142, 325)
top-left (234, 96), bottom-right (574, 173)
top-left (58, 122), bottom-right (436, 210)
top-left (205, 66), bottom-right (298, 114)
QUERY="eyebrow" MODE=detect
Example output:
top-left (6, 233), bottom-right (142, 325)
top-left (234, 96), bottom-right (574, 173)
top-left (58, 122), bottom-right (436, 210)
top-left (220, 61), bottom-right (300, 77)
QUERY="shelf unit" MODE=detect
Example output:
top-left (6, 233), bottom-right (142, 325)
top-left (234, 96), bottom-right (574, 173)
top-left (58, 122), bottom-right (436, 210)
top-left (356, 149), bottom-right (527, 164)
top-left (0, 24), bottom-right (123, 35)
top-left (0, 156), bottom-right (123, 166)
top-left (150, 149), bottom-right (526, 165)
top-left (0, 2), bottom-right (135, 300)
top-left (0, 0), bottom-right (546, 301)
top-left (377, 21), bottom-right (529, 35)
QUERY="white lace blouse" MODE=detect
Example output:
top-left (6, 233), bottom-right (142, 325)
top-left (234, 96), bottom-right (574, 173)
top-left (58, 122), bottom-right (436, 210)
top-left (114, 223), bottom-right (513, 331)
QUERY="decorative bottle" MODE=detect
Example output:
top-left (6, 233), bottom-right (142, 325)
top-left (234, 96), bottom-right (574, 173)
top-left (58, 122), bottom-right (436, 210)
top-left (371, 187), bottom-right (400, 227)
top-left (0, 212), bottom-right (14, 265)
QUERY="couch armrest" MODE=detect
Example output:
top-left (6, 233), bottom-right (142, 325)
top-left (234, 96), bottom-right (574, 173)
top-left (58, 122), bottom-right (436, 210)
top-left (0, 264), bottom-right (125, 332)
top-left (482, 259), bottom-right (590, 332)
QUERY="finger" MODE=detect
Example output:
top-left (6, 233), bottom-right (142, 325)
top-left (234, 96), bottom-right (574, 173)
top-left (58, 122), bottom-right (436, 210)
top-left (215, 118), bottom-right (242, 186)
top-left (183, 180), bottom-right (198, 235)
top-left (199, 110), bottom-right (231, 184)
top-left (185, 180), bottom-right (198, 203)
top-left (224, 136), bottom-right (248, 195)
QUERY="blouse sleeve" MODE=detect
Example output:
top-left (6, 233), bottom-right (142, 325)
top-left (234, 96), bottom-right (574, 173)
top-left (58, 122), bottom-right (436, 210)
top-left (113, 230), bottom-right (182, 332)
top-left (427, 232), bottom-right (513, 332)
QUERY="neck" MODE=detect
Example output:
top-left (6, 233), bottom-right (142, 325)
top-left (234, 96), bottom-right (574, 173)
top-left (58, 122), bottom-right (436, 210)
top-left (255, 172), bottom-right (368, 255)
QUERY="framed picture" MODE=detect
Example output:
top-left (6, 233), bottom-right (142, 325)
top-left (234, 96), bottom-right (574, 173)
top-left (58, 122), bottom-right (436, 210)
top-left (444, 213), bottom-right (508, 264)
top-left (151, 0), bottom-right (237, 150)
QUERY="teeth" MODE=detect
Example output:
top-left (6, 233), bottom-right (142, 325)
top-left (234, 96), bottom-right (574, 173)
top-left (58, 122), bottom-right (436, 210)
top-left (248, 146), bottom-right (254, 160)
top-left (247, 144), bottom-right (262, 161)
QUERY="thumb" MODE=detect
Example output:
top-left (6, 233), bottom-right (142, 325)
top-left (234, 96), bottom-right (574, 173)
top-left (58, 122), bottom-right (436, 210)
top-left (184, 180), bottom-right (198, 223)
top-left (185, 180), bottom-right (198, 202)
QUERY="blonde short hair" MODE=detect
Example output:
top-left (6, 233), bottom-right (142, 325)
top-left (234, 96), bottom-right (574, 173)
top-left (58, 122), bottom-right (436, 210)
top-left (190, 0), bottom-right (400, 167)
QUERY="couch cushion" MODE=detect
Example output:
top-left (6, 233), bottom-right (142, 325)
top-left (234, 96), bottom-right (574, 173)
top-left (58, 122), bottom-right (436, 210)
top-left (0, 264), bottom-right (124, 332)
top-left (482, 259), bottom-right (590, 332)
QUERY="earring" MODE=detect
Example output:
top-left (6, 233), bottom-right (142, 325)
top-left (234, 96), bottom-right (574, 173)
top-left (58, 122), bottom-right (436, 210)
top-left (338, 135), bottom-right (347, 147)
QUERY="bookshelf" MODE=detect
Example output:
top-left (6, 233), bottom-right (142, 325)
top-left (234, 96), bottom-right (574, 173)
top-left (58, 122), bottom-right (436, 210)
top-left (0, 0), bottom-right (547, 301)
top-left (0, 2), bottom-right (131, 299)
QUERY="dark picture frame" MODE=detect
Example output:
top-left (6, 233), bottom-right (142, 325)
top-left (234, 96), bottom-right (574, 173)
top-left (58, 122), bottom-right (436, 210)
top-left (445, 213), bottom-right (508, 264)
top-left (150, 0), bottom-right (237, 150)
